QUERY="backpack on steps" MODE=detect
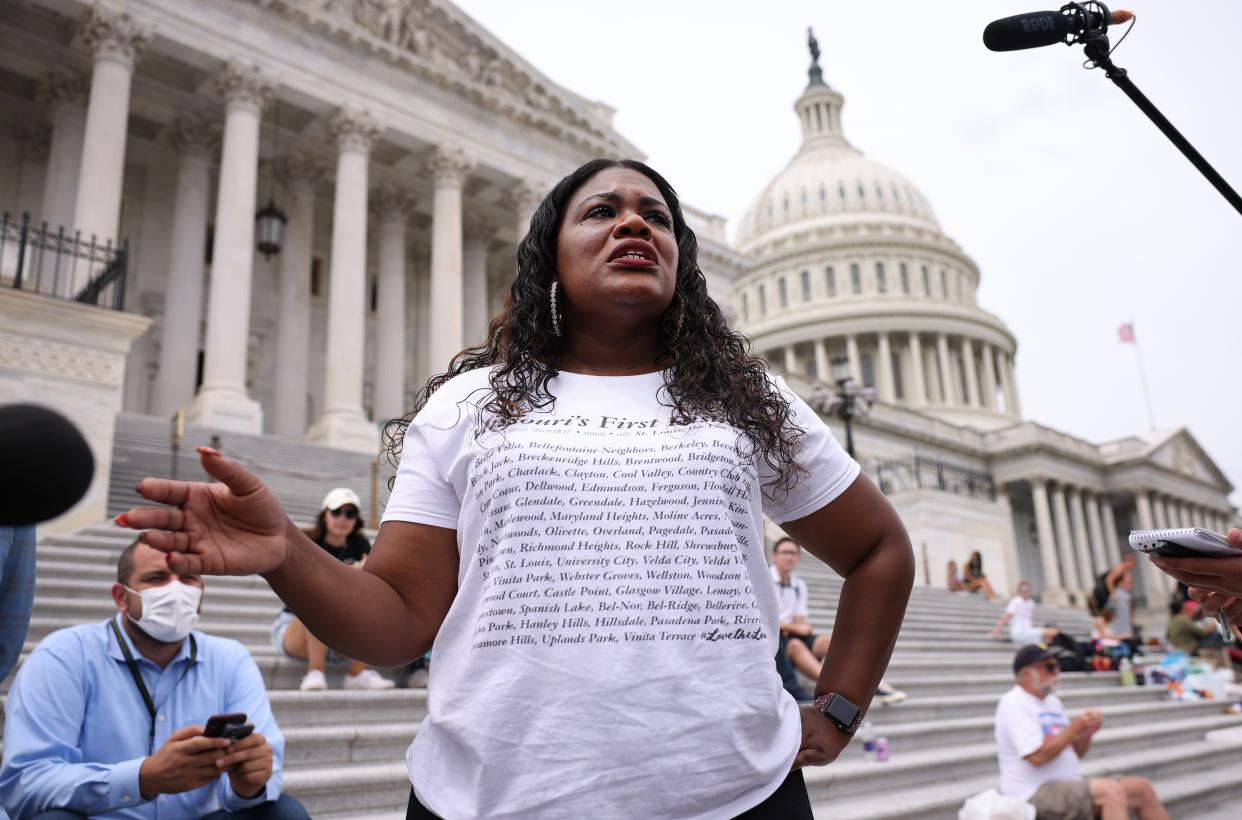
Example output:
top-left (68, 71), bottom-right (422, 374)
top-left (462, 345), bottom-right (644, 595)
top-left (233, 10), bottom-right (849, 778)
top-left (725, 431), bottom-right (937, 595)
top-left (1047, 630), bottom-right (1088, 672)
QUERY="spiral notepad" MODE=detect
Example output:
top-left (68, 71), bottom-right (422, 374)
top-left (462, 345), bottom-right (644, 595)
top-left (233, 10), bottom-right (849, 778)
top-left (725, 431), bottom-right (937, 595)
top-left (1129, 527), bottom-right (1236, 555)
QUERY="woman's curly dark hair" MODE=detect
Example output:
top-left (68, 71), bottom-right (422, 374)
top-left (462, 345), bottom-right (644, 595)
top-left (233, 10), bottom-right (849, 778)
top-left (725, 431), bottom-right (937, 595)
top-left (382, 158), bottom-right (805, 497)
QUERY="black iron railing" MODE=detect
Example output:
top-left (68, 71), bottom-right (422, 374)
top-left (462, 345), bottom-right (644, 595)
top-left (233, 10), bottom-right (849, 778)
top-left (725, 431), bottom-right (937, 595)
top-left (875, 453), bottom-right (997, 501)
top-left (0, 211), bottom-right (129, 311)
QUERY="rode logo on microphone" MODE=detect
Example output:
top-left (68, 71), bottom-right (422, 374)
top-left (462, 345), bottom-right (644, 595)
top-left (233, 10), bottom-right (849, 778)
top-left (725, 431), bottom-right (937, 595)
top-left (1019, 15), bottom-right (1059, 33)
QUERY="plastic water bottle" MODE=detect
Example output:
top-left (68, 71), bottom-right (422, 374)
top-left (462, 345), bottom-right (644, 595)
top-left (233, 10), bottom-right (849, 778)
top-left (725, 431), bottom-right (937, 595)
top-left (875, 735), bottom-right (890, 763)
top-left (1119, 657), bottom-right (1136, 687)
top-left (860, 720), bottom-right (876, 763)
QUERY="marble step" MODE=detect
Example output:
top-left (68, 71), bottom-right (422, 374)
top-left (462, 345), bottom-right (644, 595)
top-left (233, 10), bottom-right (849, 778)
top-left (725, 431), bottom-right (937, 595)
top-left (803, 712), bottom-right (1242, 804)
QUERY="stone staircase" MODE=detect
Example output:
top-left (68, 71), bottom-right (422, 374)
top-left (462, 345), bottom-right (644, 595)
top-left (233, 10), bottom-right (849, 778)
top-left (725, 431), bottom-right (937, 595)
top-left (8, 413), bottom-right (1242, 817)
top-left (107, 412), bottom-right (390, 524)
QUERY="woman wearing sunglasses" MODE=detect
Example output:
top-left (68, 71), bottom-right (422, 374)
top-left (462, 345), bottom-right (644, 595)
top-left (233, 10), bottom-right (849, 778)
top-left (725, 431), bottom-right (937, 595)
top-left (270, 488), bottom-right (396, 691)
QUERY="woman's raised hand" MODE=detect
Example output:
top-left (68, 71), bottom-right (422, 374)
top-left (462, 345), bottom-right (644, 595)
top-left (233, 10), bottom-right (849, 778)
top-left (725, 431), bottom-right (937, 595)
top-left (117, 447), bottom-right (291, 577)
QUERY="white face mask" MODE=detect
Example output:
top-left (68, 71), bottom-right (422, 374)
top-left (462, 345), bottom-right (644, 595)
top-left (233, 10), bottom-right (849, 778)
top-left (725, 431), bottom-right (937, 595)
top-left (124, 581), bottom-right (202, 643)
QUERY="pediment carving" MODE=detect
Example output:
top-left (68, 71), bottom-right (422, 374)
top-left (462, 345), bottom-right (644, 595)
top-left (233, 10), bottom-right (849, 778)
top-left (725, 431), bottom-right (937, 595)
top-left (278, 0), bottom-right (615, 150)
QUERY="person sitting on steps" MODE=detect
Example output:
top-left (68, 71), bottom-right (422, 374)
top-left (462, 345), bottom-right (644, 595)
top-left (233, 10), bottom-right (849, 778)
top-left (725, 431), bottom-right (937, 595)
top-left (962, 550), bottom-right (999, 602)
top-left (990, 580), bottom-right (1060, 645)
top-left (270, 488), bottom-right (395, 691)
top-left (771, 537), bottom-right (906, 705)
top-left (946, 559), bottom-right (967, 592)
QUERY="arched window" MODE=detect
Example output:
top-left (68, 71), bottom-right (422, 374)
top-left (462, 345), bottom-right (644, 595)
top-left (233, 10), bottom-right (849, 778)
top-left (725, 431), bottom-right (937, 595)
top-left (800, 270), bottom-right (811, 301)
top-left (899, 262), bottom-right (910, 294)
top-left (819, 184), bottom-right (826, 202)
top-left (921, 265), bottom-right (931, 296)
top-left (778, 277), bottom-right (788, 308)
top-left (850, 263), bottom-right (862, 294)
top-left (857, 181), bottom-right (866, 200)
top-left (741, 292), bottom-right (749, 322)
top-left (876, 262), bottom-right (887, 293)
top-left (825, 266), bottom-right (837, 297)
top-left (838, 182), bottom-right (847, 200)
top-left (875, 182), bottom-right (884, 200)
top-left (758, 284), bottom-right (767, 315)
top-left (939, 269), bottom-right (948, 299)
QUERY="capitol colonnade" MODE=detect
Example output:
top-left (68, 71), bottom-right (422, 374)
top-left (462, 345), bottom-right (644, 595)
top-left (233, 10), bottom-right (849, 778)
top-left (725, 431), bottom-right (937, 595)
top-left (3, 1), bottom-right (628, 452)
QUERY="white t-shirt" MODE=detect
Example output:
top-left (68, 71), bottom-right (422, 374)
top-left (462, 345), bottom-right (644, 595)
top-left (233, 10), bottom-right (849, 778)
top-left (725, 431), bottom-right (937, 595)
top-left (770, 566), bottom-right (809, 623)
top-left (1006, 596), bottom-right (1036, 642)
top-left (383, 367), bottom-right (859, 819)
top-left (995, 686), bottom-right (1083, 800)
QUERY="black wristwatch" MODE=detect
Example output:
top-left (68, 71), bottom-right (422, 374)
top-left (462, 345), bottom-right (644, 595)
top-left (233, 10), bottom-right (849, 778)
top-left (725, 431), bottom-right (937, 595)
top-left (812, 692), bottom-right (863, 736)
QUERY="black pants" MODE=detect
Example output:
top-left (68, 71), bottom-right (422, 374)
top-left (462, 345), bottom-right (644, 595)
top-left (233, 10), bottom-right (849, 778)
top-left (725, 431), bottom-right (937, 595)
top-left (406, 768), bottom-right (813, 819)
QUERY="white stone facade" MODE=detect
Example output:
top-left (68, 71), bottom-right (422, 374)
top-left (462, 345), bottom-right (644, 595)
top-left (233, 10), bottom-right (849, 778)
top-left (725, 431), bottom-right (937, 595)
top-left (0, 1), bottom-right (1235, 599)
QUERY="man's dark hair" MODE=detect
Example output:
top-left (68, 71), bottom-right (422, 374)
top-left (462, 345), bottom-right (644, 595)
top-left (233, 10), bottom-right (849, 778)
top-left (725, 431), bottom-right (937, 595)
top-left (116, 538), bottom-right (141, 585)
top-left (772, 537), bottom-right (800, 555)
top-left (382, 158), bottom-right (806, 501)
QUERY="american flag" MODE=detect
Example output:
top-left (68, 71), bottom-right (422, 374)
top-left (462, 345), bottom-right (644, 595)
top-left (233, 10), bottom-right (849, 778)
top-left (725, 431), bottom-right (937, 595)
top-left (1118, 322), bottom-right (1136, 344)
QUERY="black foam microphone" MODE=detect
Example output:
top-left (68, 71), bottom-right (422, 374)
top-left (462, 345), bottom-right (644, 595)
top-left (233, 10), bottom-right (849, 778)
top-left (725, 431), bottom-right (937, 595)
top-left (0, 404), bottom-right (95, 526)
top-left (983, 8), bottom-right (1133, 52)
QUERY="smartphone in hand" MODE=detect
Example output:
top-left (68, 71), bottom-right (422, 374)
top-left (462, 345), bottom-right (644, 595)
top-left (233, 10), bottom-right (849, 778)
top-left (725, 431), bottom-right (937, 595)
top-left (203, 712), bottom-right (254, 742)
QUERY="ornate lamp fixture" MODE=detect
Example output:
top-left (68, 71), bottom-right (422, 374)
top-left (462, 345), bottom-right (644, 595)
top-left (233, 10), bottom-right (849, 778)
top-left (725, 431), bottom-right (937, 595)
top-left (255, 100), bottom-right (287, 258)
top-left (821, 355), bottom-right (876, 458)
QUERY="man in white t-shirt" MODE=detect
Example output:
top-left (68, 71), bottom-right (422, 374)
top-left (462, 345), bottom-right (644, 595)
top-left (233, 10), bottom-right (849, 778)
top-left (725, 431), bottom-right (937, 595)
top-left (771, 537), bottom-right (906, 705)
top-left (995, 645), bottom-right (1168, 819)
top-left (990, 581), bottom-right (1059, 644)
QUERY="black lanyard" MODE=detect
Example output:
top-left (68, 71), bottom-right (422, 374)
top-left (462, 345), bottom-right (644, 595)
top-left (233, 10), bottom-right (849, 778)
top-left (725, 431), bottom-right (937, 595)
top-left (110, 618), bottom-right (197, 754)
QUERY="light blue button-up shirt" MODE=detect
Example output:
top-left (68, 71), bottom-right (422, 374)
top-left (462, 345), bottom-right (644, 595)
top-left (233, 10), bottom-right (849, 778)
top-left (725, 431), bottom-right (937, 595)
top-left (0, 615), bottom-right (284, 819)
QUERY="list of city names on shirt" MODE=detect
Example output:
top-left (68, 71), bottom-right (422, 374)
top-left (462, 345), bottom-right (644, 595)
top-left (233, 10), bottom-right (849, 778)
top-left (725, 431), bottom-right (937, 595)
top-left (468, 417), bottom-right (767, 652)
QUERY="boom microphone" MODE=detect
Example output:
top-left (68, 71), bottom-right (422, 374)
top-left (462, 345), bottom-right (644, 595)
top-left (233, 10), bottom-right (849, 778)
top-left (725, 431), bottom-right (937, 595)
top-left (0, 403), bottom-right (95, 526)
top-left (983, 8), bottom-right (1133, 52)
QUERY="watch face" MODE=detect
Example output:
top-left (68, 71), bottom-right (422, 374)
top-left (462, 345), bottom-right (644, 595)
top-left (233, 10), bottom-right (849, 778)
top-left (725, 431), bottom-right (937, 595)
top-left (824, 694), bottom-right (860, 728)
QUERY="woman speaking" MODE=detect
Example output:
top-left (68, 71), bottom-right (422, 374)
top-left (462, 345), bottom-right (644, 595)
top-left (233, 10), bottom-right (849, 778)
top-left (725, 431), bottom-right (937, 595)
top-left (120, 159), bottom-right (914, 819)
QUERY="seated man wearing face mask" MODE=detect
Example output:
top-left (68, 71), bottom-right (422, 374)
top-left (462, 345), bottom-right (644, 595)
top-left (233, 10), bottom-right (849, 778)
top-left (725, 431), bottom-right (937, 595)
top-left (0, 539), bottom-right (308, 819)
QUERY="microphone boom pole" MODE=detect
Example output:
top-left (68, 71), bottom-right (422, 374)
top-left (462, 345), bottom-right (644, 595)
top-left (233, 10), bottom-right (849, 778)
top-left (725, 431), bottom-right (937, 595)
top-left (1072, 4), bottom-right (1242, 216)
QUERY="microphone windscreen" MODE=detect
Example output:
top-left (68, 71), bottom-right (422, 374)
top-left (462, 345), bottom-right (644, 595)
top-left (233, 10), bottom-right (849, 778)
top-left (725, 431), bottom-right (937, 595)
top-left (983, 11), bottom-right (1072, 51)
top-left (0, 404), bottom-right (95, 526)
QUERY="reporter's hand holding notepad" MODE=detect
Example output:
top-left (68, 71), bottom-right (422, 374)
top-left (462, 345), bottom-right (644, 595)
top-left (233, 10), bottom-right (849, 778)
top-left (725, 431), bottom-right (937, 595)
top-left (1136, 526), bottom-right (1242, 640)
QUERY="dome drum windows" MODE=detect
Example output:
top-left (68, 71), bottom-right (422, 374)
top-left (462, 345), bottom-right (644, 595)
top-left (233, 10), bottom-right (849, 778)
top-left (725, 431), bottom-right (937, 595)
top-left (876, 262), bottom-right (887, 294)
top-left (758, 284), bottom-right (767, 315)
top-left (899, 262), bottom-right (910, 294)
top-left (778, 278), bottom-right (789, 308)
top-left (850, 263), bottom-right (862, 295)
top-left (825, 266), bottom-right (837, 297)
top-left (800, 270), bottom-right (811, 302)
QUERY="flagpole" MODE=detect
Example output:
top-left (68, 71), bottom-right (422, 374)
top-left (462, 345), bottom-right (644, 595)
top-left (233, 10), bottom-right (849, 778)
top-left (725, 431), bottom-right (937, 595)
top-left (1132, 337), bottom-right (1157, 432)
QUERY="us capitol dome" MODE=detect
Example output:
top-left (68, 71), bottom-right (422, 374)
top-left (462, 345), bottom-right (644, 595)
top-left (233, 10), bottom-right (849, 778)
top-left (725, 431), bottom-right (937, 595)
top-left (733, 41), bottom-right (1020, 432)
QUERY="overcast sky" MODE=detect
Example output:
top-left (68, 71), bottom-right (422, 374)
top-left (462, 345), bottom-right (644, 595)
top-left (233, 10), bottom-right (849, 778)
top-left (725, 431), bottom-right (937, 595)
top-left (455, 0), bottom-right (1242, 508)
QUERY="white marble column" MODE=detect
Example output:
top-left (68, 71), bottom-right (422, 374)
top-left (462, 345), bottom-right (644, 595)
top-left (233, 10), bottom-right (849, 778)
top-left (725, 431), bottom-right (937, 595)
top-left (188, 63), bottom-right (272, 433)
top-left (846, 334), bottom-right (861, 383)
top-left (462, 214), bottom-right (495, 346)
top-left (876, 332), bottom-right (895, 402)
top-left (506, 179), bottom-right (543, 249)
top-left (980, 344), bottom-right (999, 410)
top-left (72, 7), bottom-right (149, 250)
top-left (39, 69), bottom-right (89, 234)
top-left (1084, 491), bottom-right (1110, 576)
top-left (427, 147), bottom-right (473, 376)
top-left (1031, 479), bottom-right (1064, 594)
top-left (936, 333), bottom-right (956, 405)
top-left (1050, 484), bottom-right (1081, 592)
top-left (308, 108), bottom-right (381, 453)
top-left (1067, 488), bottom-right (1095, 582)
top-left (908, 334), bottom-right (927, 406)
top-left (371, 184), bottom-right (415, 425)
top-left (1001, 351), bottom-right (1022, 417)
top-left (153, 117), bottom-right (218, 416)
top-left (270, 152), bottom-right (324, 437)
top-left (1099, 497), bottom-right (1121, 561)
top-left (784, 346), bottom-right (797, 374)
top-left (962, 337), bottom-right (981, 408)
top-left (814, 340), bottom-right (829, 384)
top-left (1134, 490), bottom-right (1169, 603)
